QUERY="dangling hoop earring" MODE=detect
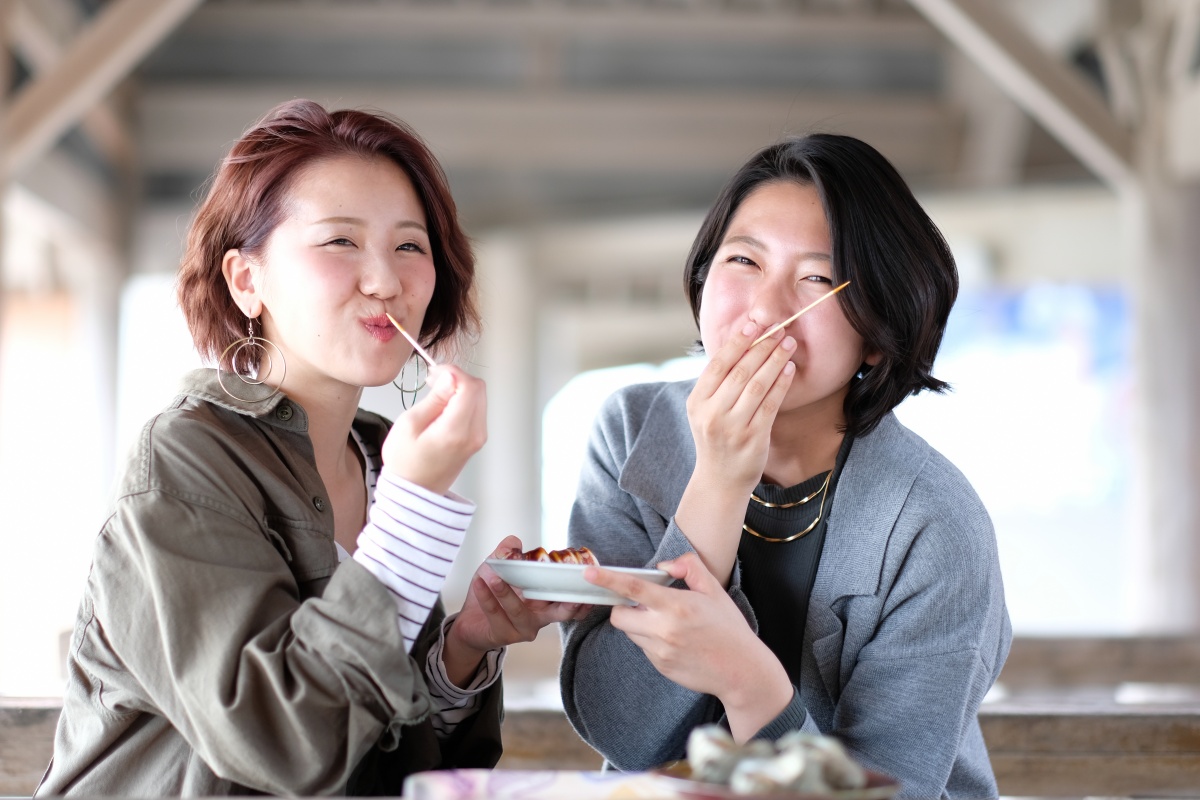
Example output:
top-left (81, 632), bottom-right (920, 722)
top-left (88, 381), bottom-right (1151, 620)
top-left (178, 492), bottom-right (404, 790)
top-left (393, 352), bottom-right (428, 410)
top-left (218, 318), bottom-right (287, 403)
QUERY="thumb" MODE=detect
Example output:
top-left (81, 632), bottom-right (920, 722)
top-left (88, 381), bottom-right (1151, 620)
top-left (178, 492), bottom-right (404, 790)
top-left (658, 552), bottom-right (720, 594)
top-left (399, 367), bottom-right (456, 432)
top-left (492, 535), bottom-right (523, 557)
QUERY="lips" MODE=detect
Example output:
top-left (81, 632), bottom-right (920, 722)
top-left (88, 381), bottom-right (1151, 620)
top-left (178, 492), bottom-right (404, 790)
top-left (363, 315), bottom-right (397, 342)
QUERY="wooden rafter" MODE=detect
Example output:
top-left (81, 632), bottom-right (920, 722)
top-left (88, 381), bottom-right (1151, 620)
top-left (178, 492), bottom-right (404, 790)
top-left (908, 0), bottom-right (1137, 192)
top-left (8, 0), bottom-right (131, 172)
top-left (0, 0), bottom-right (204, 180)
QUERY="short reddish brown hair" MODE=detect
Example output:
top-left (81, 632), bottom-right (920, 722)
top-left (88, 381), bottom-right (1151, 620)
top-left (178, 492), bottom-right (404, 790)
top-left (176, 99), bottom-right (479, 370)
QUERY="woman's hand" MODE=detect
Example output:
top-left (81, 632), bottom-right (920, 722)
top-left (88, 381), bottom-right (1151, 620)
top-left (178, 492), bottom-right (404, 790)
top-left (382, 365), bottom-right (487, 495)
top-left (442, 536), bottom-right (591, 687)
top-left (675, 323), bottom-right (795, 584)
top-left (688, 322), bottom-right (796, 497)
top-left (584, 551), bottom-right (794, 743)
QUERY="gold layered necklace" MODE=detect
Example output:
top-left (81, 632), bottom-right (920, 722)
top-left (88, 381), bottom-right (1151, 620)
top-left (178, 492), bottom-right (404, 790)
top-left (742, 470), bottom-right (832, 543)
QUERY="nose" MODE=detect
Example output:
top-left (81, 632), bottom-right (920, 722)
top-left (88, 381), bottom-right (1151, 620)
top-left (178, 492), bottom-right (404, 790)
top-left (746, 278), bottom-right (794, 329)
top-left (359, 244), bottom-right (402, 300)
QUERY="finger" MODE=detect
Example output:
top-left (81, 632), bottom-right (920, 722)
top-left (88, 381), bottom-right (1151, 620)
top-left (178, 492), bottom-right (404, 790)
top-left (481, 570), bottom-right (538, 631)
top-left (583, 566), bottom-right (671, 608)
top-left (399, 367), bottom-right (457, 431)
top-left (693, 320), bottom-right (772, 401)
top-left (530, 601), bottom-right (587, 625)
top-left (424, 368), bottom-right (485, 429)
top-left (748, 354), bottom-right (796, 429)
top-left (657, 552), bottom-right (722, 595)
top-left (717, 334), bottom-right (795, 423)
top-left (608, 604), bottom-right (660, 641)
top-left (490, 534), bottom-right (523, 558)
top-left (468, 574), bottom-right (504, 617)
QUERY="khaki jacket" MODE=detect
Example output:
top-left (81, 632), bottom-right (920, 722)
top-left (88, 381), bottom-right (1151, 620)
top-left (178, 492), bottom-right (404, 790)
top-left (36, 369), bottom-right (502, 797)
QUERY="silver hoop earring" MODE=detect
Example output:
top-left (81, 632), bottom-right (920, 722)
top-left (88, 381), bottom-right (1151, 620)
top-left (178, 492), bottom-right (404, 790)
top-left (393, 352), bottom-right (428, 410)
top-left (218, 318), bottom-right (287, 403)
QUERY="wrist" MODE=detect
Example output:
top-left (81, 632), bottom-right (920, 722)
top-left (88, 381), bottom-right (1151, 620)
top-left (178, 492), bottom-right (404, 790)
top-left (721, 644), bottom-right (794, 743)
top-left (379, 465), bottom-right (453, 496)
top-left (442, 618), bottom-right (489, 688)
top-left (380, 464), bottom-right (452, 498)
top-left (690, 460), bottom-right (758, 501)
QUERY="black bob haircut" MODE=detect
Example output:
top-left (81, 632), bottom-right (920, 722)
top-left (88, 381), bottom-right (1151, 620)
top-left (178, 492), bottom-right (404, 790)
top-left (684, 133), bottom-right (959, 439)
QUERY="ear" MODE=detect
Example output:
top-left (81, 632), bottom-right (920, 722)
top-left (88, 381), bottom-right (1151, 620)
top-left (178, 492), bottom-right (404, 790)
top-left (221, 248), bottom-right (260, 317)
top-left (864, 350), bottom-right (882, 367)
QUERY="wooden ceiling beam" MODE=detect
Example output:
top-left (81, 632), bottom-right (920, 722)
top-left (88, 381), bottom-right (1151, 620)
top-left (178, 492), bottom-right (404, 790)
top-left (138, 85), bottom-right (959, 178)
top-left (8, 0), bottom-right (132, 172)
top-left (183, 0), bottom-right (936, 46)
top-left (0, 0), bottom-right (204, 180)
top-left (908, 0), bottom-right (1136, 192)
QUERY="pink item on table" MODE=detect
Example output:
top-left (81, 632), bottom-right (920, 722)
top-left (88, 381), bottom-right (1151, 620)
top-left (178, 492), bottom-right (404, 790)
top-left (402, 769), bottom-right (678, 799)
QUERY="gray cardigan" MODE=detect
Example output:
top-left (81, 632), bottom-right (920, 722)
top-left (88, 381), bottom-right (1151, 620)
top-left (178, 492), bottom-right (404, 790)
top-left (559, 380), bottom-right (1010, 800)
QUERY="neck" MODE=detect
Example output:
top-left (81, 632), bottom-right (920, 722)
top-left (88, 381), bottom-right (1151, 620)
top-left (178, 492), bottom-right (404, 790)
top-left (762, 398), bottom-right (846, 488)
top-left (281, 379), bottom-right (364, 479)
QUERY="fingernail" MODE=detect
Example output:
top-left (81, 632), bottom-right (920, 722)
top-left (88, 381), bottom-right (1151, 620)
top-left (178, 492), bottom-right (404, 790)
top-left (782, 336), bottom-right (796, 350)
top-left (784, 361), bottom-right (795, 375)
top-left (742, 321), bottom-right (757, 336)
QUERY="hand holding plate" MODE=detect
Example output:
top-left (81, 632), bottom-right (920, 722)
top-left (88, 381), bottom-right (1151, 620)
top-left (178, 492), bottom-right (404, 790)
top-left (444, 536), bottom-right (591, 687)
top-left (596, 552), bottom-right (794, 741)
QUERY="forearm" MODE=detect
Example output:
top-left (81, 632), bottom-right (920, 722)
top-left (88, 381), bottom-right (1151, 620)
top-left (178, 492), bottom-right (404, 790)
top-left (718, 639), bottom-right (796, 743)
top-left (352, 473), bottom-right (475, 652)
top-left (424, 614), bottom-right (504, 741)
top-left (561, 615), bottom-right (721, 770)
top-left (673, 466), bottom-right (751, 587)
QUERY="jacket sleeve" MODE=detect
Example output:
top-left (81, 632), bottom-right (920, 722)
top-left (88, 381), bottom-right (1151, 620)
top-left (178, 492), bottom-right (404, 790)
top-left (91, 487), bottom-right (433, 796)
top-left (345, 602), bottom-right (504, 796)
top-left (559, 389), bottom-right (729, 771)
top-left (823, 474), bottom-right (1011, 800)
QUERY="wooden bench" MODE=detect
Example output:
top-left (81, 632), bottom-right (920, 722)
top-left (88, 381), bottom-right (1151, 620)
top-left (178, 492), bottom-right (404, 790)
top-left (5, 636), bottom-right (1200, 797)
top-left (999, 634), bottom-right (1200, 689)
top-left (0, 697), bottom-right (58, 796)
top-left (982, 635), bottom-right (1200, 797)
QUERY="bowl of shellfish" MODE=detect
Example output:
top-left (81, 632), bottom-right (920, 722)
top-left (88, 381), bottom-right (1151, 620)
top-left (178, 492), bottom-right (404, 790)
top-left (654, 725), bottom-right (898, 799)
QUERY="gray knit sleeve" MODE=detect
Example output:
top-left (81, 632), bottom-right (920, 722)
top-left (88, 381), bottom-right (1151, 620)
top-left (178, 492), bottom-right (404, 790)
top-left (559, 387), bottom-right (757, 770)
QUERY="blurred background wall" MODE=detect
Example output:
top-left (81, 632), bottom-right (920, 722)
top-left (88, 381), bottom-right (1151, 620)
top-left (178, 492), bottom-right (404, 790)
top-left (2, 0), bottom-right (1198, 697)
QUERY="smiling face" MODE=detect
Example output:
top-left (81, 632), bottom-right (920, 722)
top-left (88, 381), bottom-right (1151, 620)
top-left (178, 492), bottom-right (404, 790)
top-left (699, 180), bottom-right (875, 423)
top-left (226, 154), bottom-right (436, 395)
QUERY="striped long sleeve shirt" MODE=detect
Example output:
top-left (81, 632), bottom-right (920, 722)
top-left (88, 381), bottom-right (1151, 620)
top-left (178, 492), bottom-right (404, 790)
top-left (349, 460), bottom-right (502, 739)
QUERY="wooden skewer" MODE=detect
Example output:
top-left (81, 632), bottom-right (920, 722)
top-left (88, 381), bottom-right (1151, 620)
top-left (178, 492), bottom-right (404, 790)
top-left (750, 281), bottom-right (851, 347)
top-left (385, 312), bottom-right (439, 366)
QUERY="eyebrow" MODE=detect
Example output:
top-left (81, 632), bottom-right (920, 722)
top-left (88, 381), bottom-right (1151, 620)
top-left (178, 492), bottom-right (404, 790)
top-left (722, 234), bottom-right (830, 262)
top-left (313, 216), bottom-right (428, 233)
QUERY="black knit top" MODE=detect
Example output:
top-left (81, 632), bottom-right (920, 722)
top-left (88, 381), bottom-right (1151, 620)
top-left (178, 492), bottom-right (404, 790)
top-left (737, 434), bottom-right (854, 686)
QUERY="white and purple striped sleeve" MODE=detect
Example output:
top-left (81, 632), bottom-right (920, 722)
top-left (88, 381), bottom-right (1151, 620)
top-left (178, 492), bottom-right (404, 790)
top-left (352, 471), bottom-right (475, 652)
top-left (424, 613), bottom-right (506, 740)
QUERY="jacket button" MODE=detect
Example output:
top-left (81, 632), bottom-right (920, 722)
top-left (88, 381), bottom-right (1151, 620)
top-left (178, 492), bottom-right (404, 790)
top-left (276, 404), bottom-right (293, 421)
top-left (312, 496), bottom-right (326, 512)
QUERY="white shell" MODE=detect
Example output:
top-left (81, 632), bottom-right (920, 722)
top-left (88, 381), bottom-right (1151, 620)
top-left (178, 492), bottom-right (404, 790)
top-left (683, 724), bottom-right (869, 795)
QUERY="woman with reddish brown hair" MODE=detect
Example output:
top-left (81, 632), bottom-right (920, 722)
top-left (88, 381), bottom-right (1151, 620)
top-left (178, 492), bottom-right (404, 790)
top-left (37, 99), bottom-right (578, 796)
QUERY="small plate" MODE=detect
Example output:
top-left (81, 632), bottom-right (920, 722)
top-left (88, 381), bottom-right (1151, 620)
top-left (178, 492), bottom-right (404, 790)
top-left (484, 558), bottom-right (672, 605)
top-left (653, 761), bottom-right (899, 800)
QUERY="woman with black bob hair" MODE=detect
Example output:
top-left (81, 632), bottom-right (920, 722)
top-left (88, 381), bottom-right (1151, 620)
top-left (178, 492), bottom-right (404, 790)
top-left (561, 134), bottom-right (1011, 799)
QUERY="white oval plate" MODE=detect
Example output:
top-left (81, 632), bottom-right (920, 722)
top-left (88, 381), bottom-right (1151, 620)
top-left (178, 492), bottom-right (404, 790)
top-left (484, 559), bottom-right (672, 606)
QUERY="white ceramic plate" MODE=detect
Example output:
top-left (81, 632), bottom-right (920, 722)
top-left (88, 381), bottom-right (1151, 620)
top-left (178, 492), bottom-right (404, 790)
top-left (484, 559), bottom-right (672, 605)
